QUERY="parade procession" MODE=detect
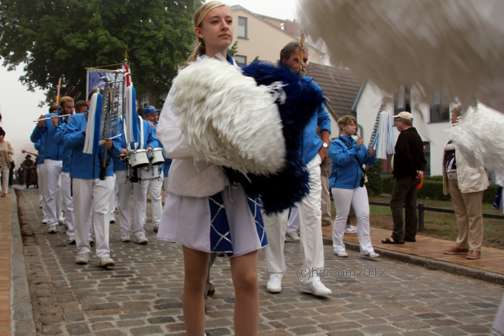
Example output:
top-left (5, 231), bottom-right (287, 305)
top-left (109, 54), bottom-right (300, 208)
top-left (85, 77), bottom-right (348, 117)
top-left (2, 0), bottom-right (504, 335)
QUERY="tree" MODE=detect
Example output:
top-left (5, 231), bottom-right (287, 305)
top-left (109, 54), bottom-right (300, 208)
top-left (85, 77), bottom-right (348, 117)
top-left (0, 0), bottom-right (202, 105)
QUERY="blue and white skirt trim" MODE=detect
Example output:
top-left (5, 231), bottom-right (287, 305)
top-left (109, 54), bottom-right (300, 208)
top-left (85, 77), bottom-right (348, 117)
top-left (158, 185), bottom-right (267, 257)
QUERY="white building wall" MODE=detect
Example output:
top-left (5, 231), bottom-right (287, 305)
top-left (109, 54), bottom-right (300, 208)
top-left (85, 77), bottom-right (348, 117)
top-left (355, 82), bottom-right (451, 176)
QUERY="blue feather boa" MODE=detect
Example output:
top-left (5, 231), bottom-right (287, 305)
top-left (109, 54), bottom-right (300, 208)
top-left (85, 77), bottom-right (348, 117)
top-left (225, 61), bottom-right (325, 214)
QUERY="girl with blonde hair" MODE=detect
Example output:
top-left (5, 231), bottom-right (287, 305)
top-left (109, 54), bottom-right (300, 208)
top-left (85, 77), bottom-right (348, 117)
top-left (157, 2), bottom-right (265, 335)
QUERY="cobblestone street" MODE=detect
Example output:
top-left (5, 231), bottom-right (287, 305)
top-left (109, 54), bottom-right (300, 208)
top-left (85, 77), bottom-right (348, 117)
top-left (17, 190), bottom-right (503, 336)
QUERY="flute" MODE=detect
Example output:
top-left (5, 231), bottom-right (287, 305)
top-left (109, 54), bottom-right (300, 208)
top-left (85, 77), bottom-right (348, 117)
top-left (33, 114), bottom-right (74, 122)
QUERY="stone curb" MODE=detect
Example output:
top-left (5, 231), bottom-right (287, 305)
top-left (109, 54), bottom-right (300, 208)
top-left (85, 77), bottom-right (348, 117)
top-left (323, 238), bottom-right (504, 286)
top-left (11, 189), bottom-right (36, 336)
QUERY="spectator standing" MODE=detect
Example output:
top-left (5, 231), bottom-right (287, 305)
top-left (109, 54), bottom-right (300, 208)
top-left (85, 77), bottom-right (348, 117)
top-left (0, 127), bottom-right (13, 197)
top-left (443, 106), bottom-right (488, 260)
top-left (382, 111), bottom-right (426, 244)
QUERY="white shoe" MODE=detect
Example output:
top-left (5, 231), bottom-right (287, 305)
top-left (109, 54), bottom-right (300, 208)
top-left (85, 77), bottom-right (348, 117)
top-left (334, 250), bottom-right (348, 258)
top-left (75, 252), bottom-right (89, 265)
top-left (48, 224), bottom-right (58, 234)
top-left (361, 251), bottom-right (380, 259)
top-left (133, 232), bottom-right (148, 245)
top-left (301, 275), bottom-right (332, 298)
top-left (286, 231), bottom-right (300, 241)
top-left (345, 225), bottom-right (357, 234)
top-left (98, 256), bottom-right (115, 268)
top-left (42, 219), bottom-right (48, 224)
top-left (121, 234), bottom-right (131, 243)
top-left (266, 274), bottom-right (283, 293)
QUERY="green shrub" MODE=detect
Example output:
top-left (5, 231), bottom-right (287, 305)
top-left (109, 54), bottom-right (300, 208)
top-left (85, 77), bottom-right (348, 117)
top-left (380, 174), bottom-right (497, 203)
top-left (366, 163), bottom-right (383, 196)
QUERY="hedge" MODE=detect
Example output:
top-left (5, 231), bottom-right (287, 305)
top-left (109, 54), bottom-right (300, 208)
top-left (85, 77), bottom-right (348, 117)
top-left (379, 174), bottom-right (498, 203)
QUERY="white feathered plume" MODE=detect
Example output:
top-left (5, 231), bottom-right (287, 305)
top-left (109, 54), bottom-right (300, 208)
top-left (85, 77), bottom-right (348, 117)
top-left (168, 58), bottom-right (286, 175)
top-left (299, 0), bottom-right (504, 110)
top-left (449, 103), bottom-right (504, 172)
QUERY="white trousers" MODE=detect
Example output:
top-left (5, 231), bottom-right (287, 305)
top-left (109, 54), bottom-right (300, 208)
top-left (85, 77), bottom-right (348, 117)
top-left (41, 160), bottom-right (62, 225)
top-left (265, 155), bottom-right (325, 275)
top-left (116, 171), bottom-right (133, 237)
top-left (331, 187), bottom-right (374, 254)
top-left (133, 173), bottom-right (163, 234)
top-left (37, 164), bottom-right (48, 221)
top-left (60, 172), bottom-right (75, 239)
top-left (287, 206), bottom-right (300, 233)
top-left (73, 176), bottom-right (115, 258)
top-left (0, 167), bottom-right (9, 193)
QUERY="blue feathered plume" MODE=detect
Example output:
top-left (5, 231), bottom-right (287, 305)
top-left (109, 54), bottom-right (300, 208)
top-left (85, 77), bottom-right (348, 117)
top-left (225, 61), bottom-right (325, 214)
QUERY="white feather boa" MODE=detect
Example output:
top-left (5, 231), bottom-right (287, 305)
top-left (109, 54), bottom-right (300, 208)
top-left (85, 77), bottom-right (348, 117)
top-left (167, 58), bottom-right (286, 175)
top-left (450, 103), bottom-right (504, 172)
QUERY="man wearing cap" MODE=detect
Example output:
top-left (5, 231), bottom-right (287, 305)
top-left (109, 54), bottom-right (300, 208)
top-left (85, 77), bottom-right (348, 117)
top-left (382, 111), bottom-right (426, 244)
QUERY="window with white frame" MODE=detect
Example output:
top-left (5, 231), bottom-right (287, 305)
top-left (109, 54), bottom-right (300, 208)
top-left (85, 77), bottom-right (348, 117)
top-left (238, 16), bottom-right (248, 39)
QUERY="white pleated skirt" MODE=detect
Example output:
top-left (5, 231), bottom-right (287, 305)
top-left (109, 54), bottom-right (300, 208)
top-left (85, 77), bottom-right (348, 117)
top-left (157, 185), bottom-right (267, 257)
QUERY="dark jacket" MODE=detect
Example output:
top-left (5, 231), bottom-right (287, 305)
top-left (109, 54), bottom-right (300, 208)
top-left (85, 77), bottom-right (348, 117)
top-left (393, 127), bottom-right (426, 179)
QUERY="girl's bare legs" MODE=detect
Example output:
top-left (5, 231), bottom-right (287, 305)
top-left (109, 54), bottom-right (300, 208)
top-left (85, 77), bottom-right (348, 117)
top-left (183, 246), bottom-right (210, 336)
top-left (230, 251), bottom-right (259, 336)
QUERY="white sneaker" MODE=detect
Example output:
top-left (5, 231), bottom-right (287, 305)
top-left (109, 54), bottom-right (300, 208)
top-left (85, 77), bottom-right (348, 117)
top-left (98, 256), bottom-right (115, 268)
top-left (42, 219), bottom-right (48, 224)
top-left (133, 232), bottom-right (148, 245)
top-left (266, 274), bottom-right (283, 293)
top-left (361, 251), bottom-right (380, 259)
top-left (121, 234), bottom-right (131, 243)
top-left (75, 252), bottom-right (89, 265)
top-left (334, 250), bottom-right (348, 258)
top-left (286, 231), bottom-right (300, 241)
top-left (301, 275), bottom-right (332, 298)
top-left (48, 224), bottom-right (58, 234)
top-left (345, 225), bottom-right (357, 234)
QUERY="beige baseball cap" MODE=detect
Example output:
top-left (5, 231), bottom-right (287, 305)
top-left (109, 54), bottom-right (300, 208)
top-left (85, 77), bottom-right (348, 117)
top-left (394, 111), bottom-right (413, 120)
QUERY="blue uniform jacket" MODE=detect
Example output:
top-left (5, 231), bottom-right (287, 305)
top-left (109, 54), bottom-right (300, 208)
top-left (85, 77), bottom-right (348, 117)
top-left (64, 113), bottom-right (117, 179)
top-left (300, 76), bottom-right (331, 164)
top-left (112, 118), bottom-right (160, 172)
top-left (30, 113), bottom-right (63, 161)
top-left (53, 117), bottom-right (73, 173)
top-left (329, 135), bottom-right (376, 189)
top-left (34, 138), bottom-right (45, 165)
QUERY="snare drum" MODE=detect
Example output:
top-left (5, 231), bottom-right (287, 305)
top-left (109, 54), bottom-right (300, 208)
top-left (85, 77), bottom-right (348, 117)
top-left (137, 165), bottom-right (162, 180)
top-left (151, 147), bottom-right (165, 165)
top-left (128, 149), bottom-right (149, 168)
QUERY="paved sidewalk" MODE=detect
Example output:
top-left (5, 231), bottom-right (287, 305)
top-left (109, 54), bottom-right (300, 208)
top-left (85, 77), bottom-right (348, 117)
top-left (16, 190), bottom-right (504, 335)
top-left (322, 225), bottom-right (504, 283)
top-left (0, 193), bottom-right (12, 336)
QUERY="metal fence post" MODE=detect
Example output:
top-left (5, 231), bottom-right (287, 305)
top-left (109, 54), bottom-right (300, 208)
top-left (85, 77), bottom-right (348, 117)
top-left (418, 203), bottom-right (425, 232)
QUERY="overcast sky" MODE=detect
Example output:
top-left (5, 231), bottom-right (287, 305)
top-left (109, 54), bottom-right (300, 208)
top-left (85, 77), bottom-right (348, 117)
top-left (0, 1), bottom-right (298, 165)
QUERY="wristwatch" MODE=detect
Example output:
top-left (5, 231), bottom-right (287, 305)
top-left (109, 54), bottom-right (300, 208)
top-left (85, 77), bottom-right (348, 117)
top-left (322, 142), bottom-right (329, 148)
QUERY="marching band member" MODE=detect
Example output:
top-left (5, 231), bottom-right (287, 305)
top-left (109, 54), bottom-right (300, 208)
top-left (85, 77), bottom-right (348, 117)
top-left (31, 104), bottom-right (64, 233)
top-left (157, 2), bottom-right (268, 334)
top-left (329, 115), bottom-right (379, 259)
top-left (64, 98), bottom-right (116, 268)
top-left (112, 117), bottom-right (134, 242)
top-left (53, 96), bottom-right (76, 243)
top-left (141, 105), bottom-right (164, 233)
top-left (130, 110), bottom-right (161, 244)
top-left (264, 42), bottom-right (332, 297)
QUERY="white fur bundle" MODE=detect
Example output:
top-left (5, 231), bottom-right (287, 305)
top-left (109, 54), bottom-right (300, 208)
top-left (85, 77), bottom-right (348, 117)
top-left (169, 58), bottom-right (286, 175)
top-left (299, 0), bottom-right (504, 110)
top-left (450, 103), bottom-right (504, 171)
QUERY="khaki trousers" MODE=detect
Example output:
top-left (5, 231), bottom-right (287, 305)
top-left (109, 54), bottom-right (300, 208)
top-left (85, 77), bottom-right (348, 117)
top-left (448, 179), bottom-right (484, 251)
top-left (320, 157), bottom-right (332, 226)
